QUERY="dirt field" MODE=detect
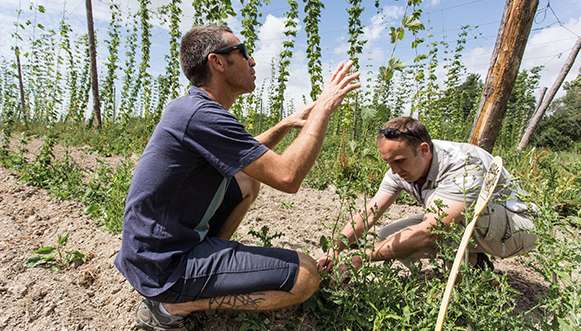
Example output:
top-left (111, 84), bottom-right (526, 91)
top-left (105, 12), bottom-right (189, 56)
top-left (0, 141), bottom-right (549, 330)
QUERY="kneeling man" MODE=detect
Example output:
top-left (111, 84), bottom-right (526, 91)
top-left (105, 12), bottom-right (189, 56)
top-left (115, 25), bottom-right (360, 330)
top-left (319, 117), bottom-right (537, 271)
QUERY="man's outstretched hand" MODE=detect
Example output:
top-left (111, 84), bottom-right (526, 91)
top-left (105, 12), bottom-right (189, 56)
top-left (315, 61), bottom-right (361, 113)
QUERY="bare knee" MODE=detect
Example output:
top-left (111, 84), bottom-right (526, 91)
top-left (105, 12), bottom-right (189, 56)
top-left (290, 252), bottom-right (321, 304)
top-left (235, 172), bottom-right (261, 202)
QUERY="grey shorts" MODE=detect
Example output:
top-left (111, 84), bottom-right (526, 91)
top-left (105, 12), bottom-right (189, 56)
top-left (149, 178), bottom-right (299, 303)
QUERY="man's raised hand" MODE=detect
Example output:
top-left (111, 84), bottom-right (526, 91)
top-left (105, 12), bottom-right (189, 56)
top-left (315, 61), bottom-right (361, 112)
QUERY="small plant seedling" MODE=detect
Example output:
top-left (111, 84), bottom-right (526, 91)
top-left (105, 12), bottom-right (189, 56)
top-left (280, 200), bottom-right (295, 209)
top-left (26, 232), bottom-right (89, 272)
top-left (248, 225), bottom-right (284, 248)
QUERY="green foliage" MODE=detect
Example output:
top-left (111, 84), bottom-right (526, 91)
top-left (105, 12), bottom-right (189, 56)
top-left (156, 0), bottom-right (183, 116)
top-left (101, 1), bottom-right (121, 125)
top-left (192, 0), bottom-right (235, 25)
top-left (498, 66), bottom-right (542, 148)
top-left (75, 34), bottom-right (92, 123)
top-left (15, 134), bottom-right (84, 200)
top-left (270, 0), bottom-right (298, 122)
top-left (118, 14), bottom-right (139, 123)
top-left (134, 0), bottom-right (153, 116)
top-left (26, 232), bottom-right (88, 271)
top-left (305, 169), bottom-right (531, 330)
top-left (533, 73), bottom-right (581, 151)
top-left (303, 0), bottom-right (325, 100)
top-left (82, 159), bottom-right (133, 233)
top-left (240, 0), bottom-right (269, 55)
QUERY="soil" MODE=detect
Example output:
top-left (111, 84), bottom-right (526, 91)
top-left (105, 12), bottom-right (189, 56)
top-left (0, 139), bottom-right (549, 330)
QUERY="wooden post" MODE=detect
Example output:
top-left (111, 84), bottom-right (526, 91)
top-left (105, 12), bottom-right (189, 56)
top-left (15, 46), bottom-right (28, 123)
top-left (469, 0), bottom-right (539, 152)
top-left (517, 38), bottom-right (581, 151)
top-left (86, 0), bottom-right (101, 129)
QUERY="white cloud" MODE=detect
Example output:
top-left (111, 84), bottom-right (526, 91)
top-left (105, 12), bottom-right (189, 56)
top-left (463, 46), bottom-right (492, 79)
top-left (0, 12), bottom-right (17, 61)
top-left (363, 5), bottom-right (405, 44)
top-left (521, 17), bottom-right (581, 93)
top-left (430, 0), bottom-right (441, 7)
top-left (253, 14), bottom-right (286, 86)
top-left (333, 41), bottom-right (349, 56)
top-left (463, 16), bottom-right (581, 97)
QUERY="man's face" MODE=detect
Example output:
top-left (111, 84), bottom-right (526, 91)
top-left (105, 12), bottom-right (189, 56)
top-left (377, 138), bottom-right (431, 183)
top-left (220, 33), bottom-right (256, 94)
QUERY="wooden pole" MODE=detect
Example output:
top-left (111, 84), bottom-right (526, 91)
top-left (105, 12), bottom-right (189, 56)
top-left (15, 46), bottom-right (28, 123)
top-left (86, 0), bottom-right (101, 129)
top-left (469, 0), bottom-right (539, 152)
top-left (517, 38), bottom-right (581, 151)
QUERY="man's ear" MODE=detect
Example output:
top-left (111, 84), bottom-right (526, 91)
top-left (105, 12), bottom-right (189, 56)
top-left (207, 53), bottom-right (226, 73)
top-left (419, 142), bottom-right (430, 155)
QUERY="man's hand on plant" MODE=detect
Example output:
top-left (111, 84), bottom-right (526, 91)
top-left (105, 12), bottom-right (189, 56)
top-left (317, 251), bottom-right (338, 272)
top-left (317, 251), bottom-right (364, 273)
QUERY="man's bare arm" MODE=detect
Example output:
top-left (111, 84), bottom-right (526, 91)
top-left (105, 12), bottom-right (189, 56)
top-left (368, 199), bottom-right (465, 261)
top-left (255, 103), bottom-right (315, 149)
top-left (336, 189), bottom-right (398, 251)
top-left (243, 61), bottom-right (360, 193)
top-left (317, 189), bottom-right (397, 271)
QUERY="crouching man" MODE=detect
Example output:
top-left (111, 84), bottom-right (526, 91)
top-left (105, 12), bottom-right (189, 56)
top-left (114, 25), bottom-right (360, 330)
top-left (318, 117), bottom-right (537, 272)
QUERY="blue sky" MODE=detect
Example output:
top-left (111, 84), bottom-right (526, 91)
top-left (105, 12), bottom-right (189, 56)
top-left (1, 0), bottom-right (580, 107)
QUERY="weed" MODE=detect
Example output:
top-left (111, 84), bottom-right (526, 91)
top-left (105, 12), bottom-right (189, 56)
top-left (280, 200), bottom-right (295, 209)
top-left (26, 232), bottom-right (88, 272)
top-left (248, 225), bottom-right (284, 248)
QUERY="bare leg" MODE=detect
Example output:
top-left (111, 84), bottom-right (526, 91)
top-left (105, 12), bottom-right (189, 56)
top-left (163, 252), bottom-right (320, 315)
top-left (216, 171), bottom-right (261, 240)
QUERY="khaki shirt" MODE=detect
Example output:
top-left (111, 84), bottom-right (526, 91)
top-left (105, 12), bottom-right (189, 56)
top-left (379, 140), bottom-right (532, 214)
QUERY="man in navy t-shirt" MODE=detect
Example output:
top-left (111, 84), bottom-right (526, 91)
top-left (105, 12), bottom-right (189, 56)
top-left (114, 25), bottom-right (360, 330)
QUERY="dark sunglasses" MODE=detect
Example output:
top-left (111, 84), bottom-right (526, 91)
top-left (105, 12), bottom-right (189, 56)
top-left (378, 127), bottom-right (418, 139)
top-left (210, 43), bottom-right (250, 60)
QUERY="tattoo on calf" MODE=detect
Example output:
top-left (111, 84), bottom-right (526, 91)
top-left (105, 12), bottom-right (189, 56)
top-left (208, 293), bottom-right (266, 310)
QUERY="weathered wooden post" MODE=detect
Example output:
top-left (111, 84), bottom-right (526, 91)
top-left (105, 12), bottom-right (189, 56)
top-left (86, 0), bottom-right (101, 128)
top-left (517, 38), bottom-right (581, 151)
top-left (469, 0), bottom-right (539, 152)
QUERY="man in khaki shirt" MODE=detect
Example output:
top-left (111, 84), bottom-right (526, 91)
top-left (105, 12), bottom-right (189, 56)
top-left (318, 117), bottom-right (537, 271)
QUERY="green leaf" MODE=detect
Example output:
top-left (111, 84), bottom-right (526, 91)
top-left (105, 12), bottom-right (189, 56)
top-left (33, 246), bottom-right (55, 254)
top-left (58, 233), bottom-right (69, 247)
top-left (319, 235), bottom-right (331, 253)
top-left (65, 250), bottom-right (87, 266)
top-left (388, 57), bottom-right (406, 71)
top-left (26, 255), bottom-right (45, 267)
top-left (38, 5), bottom-right (46, 13)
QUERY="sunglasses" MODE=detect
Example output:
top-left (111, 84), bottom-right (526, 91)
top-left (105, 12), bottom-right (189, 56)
top-left (378, 127), bottom-right (418, 139)
top-left (210, 43), bottom-right (250, 60)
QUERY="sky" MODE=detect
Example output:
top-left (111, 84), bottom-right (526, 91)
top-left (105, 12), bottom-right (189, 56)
top-left (0, 0), bottom-right (580, 110)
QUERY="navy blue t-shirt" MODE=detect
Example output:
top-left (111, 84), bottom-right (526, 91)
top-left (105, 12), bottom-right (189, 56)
top-left (114, 87), bottom-right (268, 297)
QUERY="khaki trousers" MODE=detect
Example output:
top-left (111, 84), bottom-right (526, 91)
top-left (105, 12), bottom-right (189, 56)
top-left (377, 204), bottom-right (537, 260)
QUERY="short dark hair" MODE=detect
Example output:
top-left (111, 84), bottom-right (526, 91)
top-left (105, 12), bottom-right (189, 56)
top-left (180, 25), bottom-right (232, 87)
top-left (378, 116), bottom-right (433, 151)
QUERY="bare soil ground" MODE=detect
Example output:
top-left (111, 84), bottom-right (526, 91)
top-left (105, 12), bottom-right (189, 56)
top-left (0, 139), bottom-right (549, 330)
